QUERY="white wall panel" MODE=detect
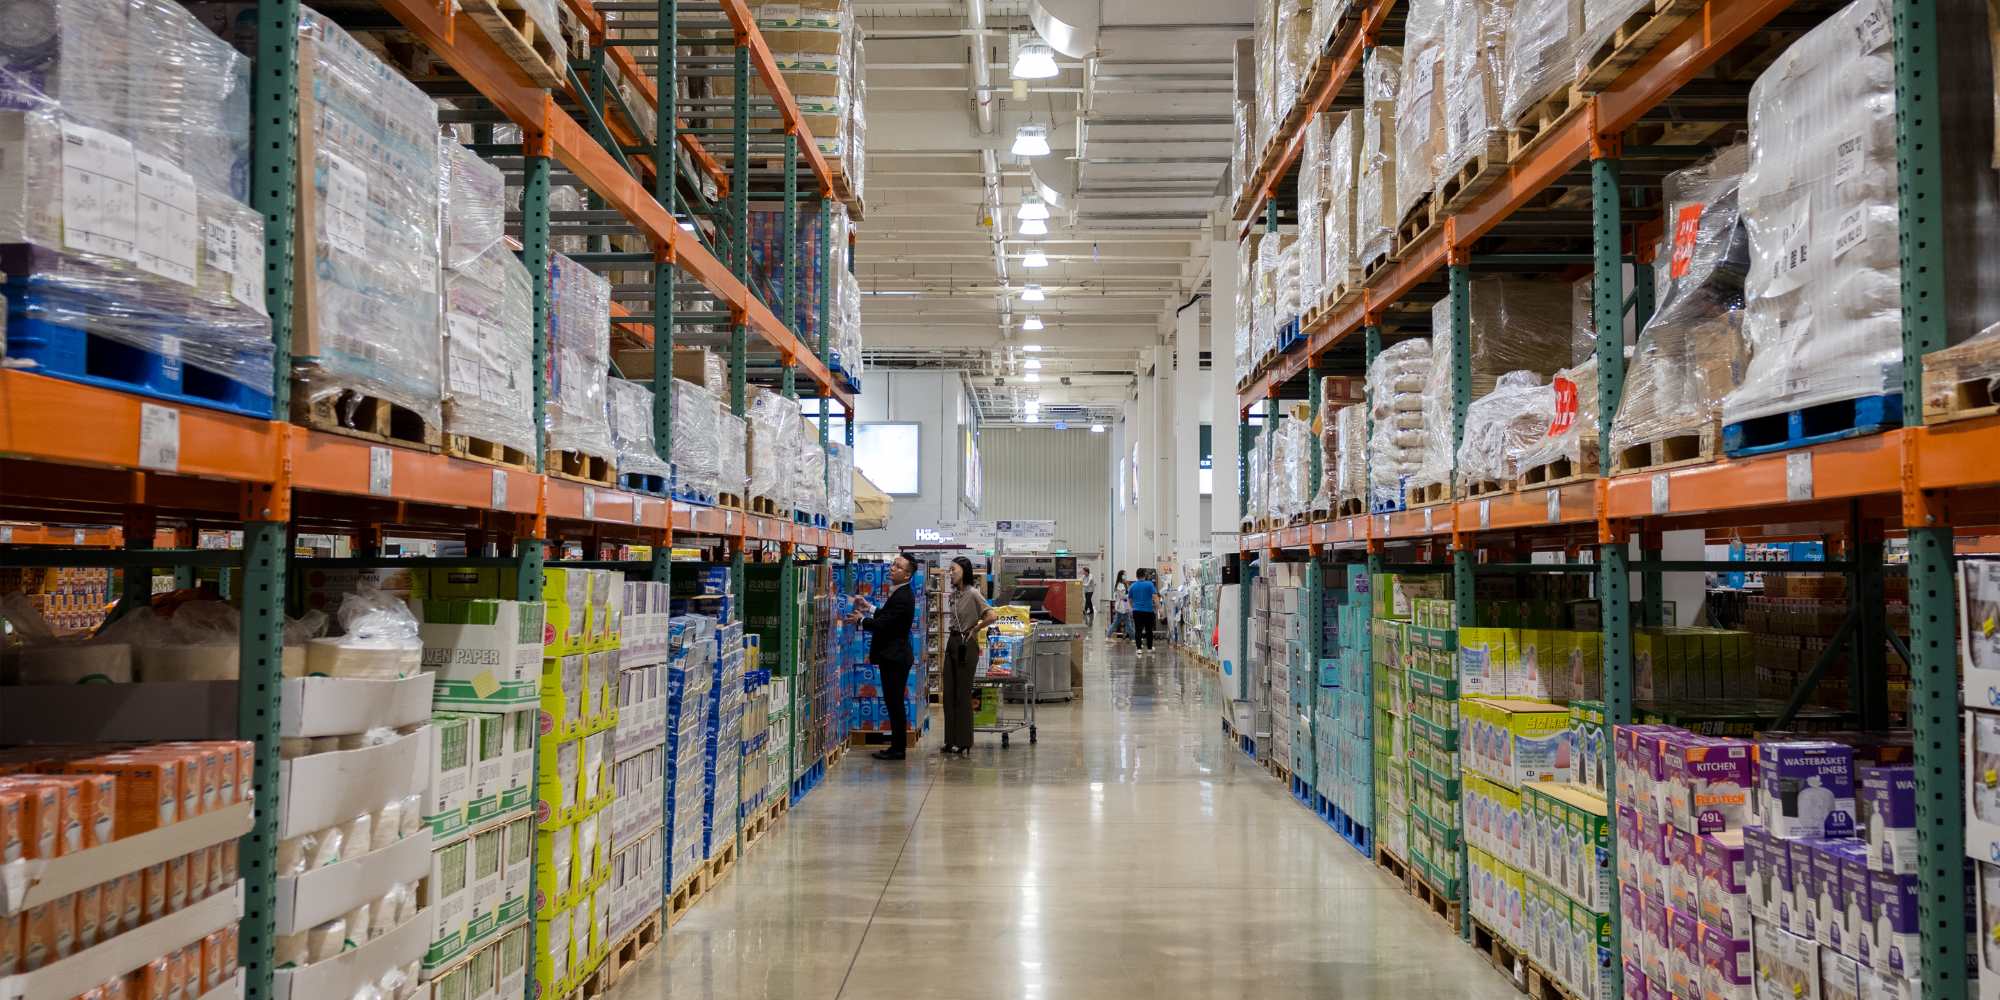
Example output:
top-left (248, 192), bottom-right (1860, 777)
top-left (980, 426), bottom-right (1112, 576)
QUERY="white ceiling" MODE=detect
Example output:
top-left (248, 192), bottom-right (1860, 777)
top-left (855, 0), bottom-right (1250, 423)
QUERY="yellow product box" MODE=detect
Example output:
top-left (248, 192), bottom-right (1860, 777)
top-left (533, 906), bottom-right (575, 998)
top-left (1512, 628), bottom-right (1557, 701)
top-left (586, 650), bottom-right (618, 726)
top-left (1457, 628), bottom-right (1513, 697)
top-left (540, 654), bottom-right (589, 739)
top-left (1552, 631), bottom-right (1602, 704)
top-left (543, 601), bottom-right (590, 656)
top-left (535, 734), bottom-right (582, 827)
top-left (534, 824), bottom-right (580, 911)
top-left (1468, 699), bottom-right (1575, 788)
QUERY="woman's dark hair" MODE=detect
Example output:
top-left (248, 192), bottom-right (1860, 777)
top-left (1115, 569), bottom-right (1127, 583)
top-left (951, 556), bottom-right (979, 591)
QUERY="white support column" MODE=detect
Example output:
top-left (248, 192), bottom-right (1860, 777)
top-left (1172, 306), bottom-right (1203, 572)
top-left (1132, 355), bottom-right (1157, 575)
top-left (1210, 214), bottom-right (1241, 544)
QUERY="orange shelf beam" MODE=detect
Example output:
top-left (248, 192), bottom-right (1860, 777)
top-left (288, 432), bottom-right (542, 515)
top-left (0, 371), bottom-right (281, 484)
top-left (1601, 431), bottom-right (1906, 522)
top-left (546, 480), bottom-right (670, 530)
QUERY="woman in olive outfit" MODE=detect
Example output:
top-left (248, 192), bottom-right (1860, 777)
top-left (942, 555), bottom-right (999, 754)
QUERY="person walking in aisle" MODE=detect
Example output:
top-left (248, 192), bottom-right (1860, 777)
top-left (853, 553), bottom-right (918, 760)
top-left (1128, 569), bottom-right (1159, 652)
top-left (1110, 572), bottom-right (1131, 639)
top-left (941, 556), bottom-right (997, 754)
top-left (1081, 567), bottom-right (1094, 620)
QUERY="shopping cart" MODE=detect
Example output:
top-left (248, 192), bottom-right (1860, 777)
top-left (973, 629), bottom-right (1037, 747)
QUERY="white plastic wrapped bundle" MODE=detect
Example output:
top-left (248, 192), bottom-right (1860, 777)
top-left (1245, 433), bottom-right (1267, 524)
top-left (1282, 415), bottom-right (1315, 519)
top-left (745, 389), bottom-right (791, 503)
top-left (1275, 0), bottom-right (1311, 125)
top-left (1610, 145), bottom-right (1752, 459)
top-left (1413, 278), bottom-right (1575, 491)
top-left (1255, 0), bottom-right (1277, 155)
top-left (718, 411), bottom-right (748, 500)
top-left (442, 246), bottom-right (536, 457)
top-left (1253, 235), bottom-right (1285, 358)
top-left (1502, 0), bottom-right (1577, 128)
top-left (1298, 115), bottom-right (1327, 314)
top-left (609, 379), bottom-right (671, 479)
top-left (786, 416), bottom-right (828, 519)
top-left (1265, 419), bottom-right (1291, 522)
top-left (1456, 372), bottom-right (1554, 486)
top-left (1234, 96), bottom-right (1256, 206)
top-left (293, 10), bottom-right (443, 426)
top-left (1395, 0), bottom-right (1448, 221)
top-left (1368, 339), bottom-right (1432, 508)
top-left (1570, 274), bottom-right (1597, 366)
top-left (669, 378), bottom-right (720, 495)
top-left (1518, 357), bottom-right (1600, 475)
top-left (1357, 47), bottom-right (1403, 266)
top-left (546, 253), bottom-right (615, 460)
top-left (1335, 404), bottom-right (1366, 503)
top-left (440, 139), bottom-right (505, 272)
top-left (1575, 0), bottom-right (1650, 79)
top-left (1235, 237), bottom-right (1259, 381)
top-left (826, 441), bottom-right (854, 522)
top-left (1724, 0), bottom-right (1901, 427)
top-left (1324, 110), bottom-right (1360, 292)
top-left (1315, 406), bottom-right (1338, 510)
top-left (1276, 242), bottom-right (1303, 323)
top-left (1438, 0), bottom-right (1511, 184)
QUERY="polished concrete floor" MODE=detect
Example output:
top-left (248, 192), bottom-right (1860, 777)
top-left (622, 631), bottom-right (1520, 1000)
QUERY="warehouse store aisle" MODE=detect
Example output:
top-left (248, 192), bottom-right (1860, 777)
top-left (621, 636), bottom-right (1518, 1000)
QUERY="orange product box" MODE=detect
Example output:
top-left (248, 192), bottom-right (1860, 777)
top-left (0, 911), bottom-right (20, 974)
top-left (8, 776), bottom-right (86, 855)
top-left (73, 882), bottom-right (100, 950)
top-left (21, 899), bottom-right (53, 971)
top-left (186, 848), bottom-right (209, 904)
top-left (48, 891), bottom-right (74, 961)
top-left (141, 862), bottom-right (168, 922)
top-left (213, 843), bottom-right (236, 894)
top-left (159, 746), bottom-right (218, 817)
top-left (178, 944), bottom-right (200, 999)
top-left (98, 875), bottom-right (124, 939)
top-left (135, 958), bottom-right (171, 1000)
top-left (165, 855), bottom-right (188, 912)
top-left (0, 779), bottom-right (63, 858)
top-left (220, 927), bottom-right (237, 971)
top-left (101, 974), bottom-right (129, 1000)
top-left (209, 745), bottom-right (237, 808)
top-left (228, 743), bottom-right (252, 806)
top-left (0, 788), bottom-right (27, 862)
top-left (164, 948), bottom-right (187, 1000)
top-left (44, 771), bottom-right (116, 848)
top-left (77, 755), bottom-right (177, 837)
top-left (200, 932), bottom-right (225, 992)
top-left (143, 748), bottom-right (201, 823)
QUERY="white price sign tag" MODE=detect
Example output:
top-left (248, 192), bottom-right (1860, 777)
top-left (490, 469), bottom-right (508, 509)
top-left (1786, 452), bottom-right (1814, 502)
top-left (74, 529), bottom-right (86, 545)
top-left (138, 402), bottom-right (180, 472)
top-left (1651, 474), bottom-right (1670, 515)
top-left (633, 497), bottom-right (646, 525)
top-left (368, 447), bottom-right (393, 496)
top-left (582, 489), bottom-right (597, 521)
top-left (1422, 507), bottom-right (1433, 531)
top-left (0, 527), bottom-right (10, 543)
top-left (1479, 499), bottom-right (1491, 530)
top-left (1547, 489), bottom-right (1561, 524)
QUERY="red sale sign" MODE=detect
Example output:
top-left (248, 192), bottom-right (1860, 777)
top-left (1548, 377), bottom-right (1578, 437)
top-left (1669, 203), bottom-right (1705, 278)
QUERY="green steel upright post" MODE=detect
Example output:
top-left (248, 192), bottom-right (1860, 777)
top-left (1446, 264), bottom-right (1476, 938)
top-left (1591, 146), bottom-right (1630, 997)
top-left (1640, 535), bottom-right (1664, 627)
top-left (252, 0), bottom-right (299, 408)
top-left (1237, 416), bottom-right (1254, 692)
top-left (652, 1), bottom-right (677, 584)
top-left (1896, 0), bottom-right (1967, 988)
top-left (236, 522), bottom-right (286, 1000)
top-left (522, 155), bottom-right (553, 471)
top-left (818, 195), bottom-right (834, 486)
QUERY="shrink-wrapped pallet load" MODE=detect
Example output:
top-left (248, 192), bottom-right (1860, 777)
top-left (1368, 339), bottom-right (1432, 510)
top-left (608, 379), bottom-right (671, 482)
top-left (669, 378), bottom-right (721, 498)
top-left (1501, 0), bottom-right (1577, 129)
top-left (1324, 110), bottom-right (1361, 299)
top-left (545, 253), bottom-right (615, 464)
top-left (1410, 278), bottom-right (1573, 497)
top-left (1723, 0), bottom-right (1902, 437)
top-left (1235, 236), bottom-right (1258, 382)
top-left (1357, 47), bottom-right (1403, 268)
top-left (1609, 145), bottom-right (1752, 468)
top-left (1336, 404), bottom-right (1366, 507)
top-left (440, 139), bottom-right (536, 459)
top-left (1394, 0), bottom-right (1449, 223)
top-left (1437, 0), bottom-right (1511, 187)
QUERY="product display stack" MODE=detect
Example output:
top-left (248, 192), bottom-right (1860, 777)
top-left (700, 609), bottom-right (747, 865)
top-left (664, 614), bottom-right (716, 895)
top-left (1320, 565), bottom-right (1373, 839)
top-left (609, 580), bottom-right (669, 944)
top-left (1372, 605), bottom-right (1411, 865)
top-left (845, 562), bottom-right (918, 746)
top-left (528, 569), bottom-right (620, 1000)
top-left (412, 582), bottom-right (544, 986)
top-left (1395, 584), bottom-right (1460, 899)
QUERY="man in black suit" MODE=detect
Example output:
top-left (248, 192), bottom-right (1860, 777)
top-left (857, 553), bottom-right (919, 760)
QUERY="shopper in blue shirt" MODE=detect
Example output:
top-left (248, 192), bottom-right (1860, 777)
top-left (1127, 569), bottom-right (1159, 652)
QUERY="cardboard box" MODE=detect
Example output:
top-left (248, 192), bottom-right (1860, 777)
top-left (426, 837), bottom-right (471, 968)
top-left (276, 730), bottom-right (425, 841)
top-left (279, 676), bottom-right (435, 739)
top-left (273, 830), bottom-right (431, 935)
top-left (419, 601), bottom-right (545, 710)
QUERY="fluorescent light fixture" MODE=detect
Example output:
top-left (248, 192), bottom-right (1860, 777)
top-left (1011, 124), bottom-right (1051, 158)
top-left (1021, 284), bottom-right (1045, 302)
top-left (1022, 248), bottom-right (1048, 268)
top-left (1023, 358), bottom-right (1042, 370)
top-left (678, 221), bottom-right (696, 231)
top-left (1012, 39), bottom-right (1059, 79)
top-left (1025, 372), bottom-right (1042, 383)
top-left (1018, 218), bottom-right (1048, 236)
top-left (1022, 343), bottom-right (1044, 352)
top-left (1016, 197), bottom-right (1050, 221)
top-left (1091, 424), bottom-right (1107, 433)
top-left (1021, 316), bottom-right (1044, 331)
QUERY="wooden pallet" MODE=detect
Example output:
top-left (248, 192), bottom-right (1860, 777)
top-left (1609, 422), bottom-right (1721, 475)
top-left (1324, 266), bottom-right (1362, 309)
top-left (1518, 450), bottom-right (1599, 489)
top-left (1575, 0), bottom-right (1703, 93)
top-left (1507, 84), bottom-right (1586, 162)
top-left (1470, 918), bottom-right (1523, 982)
top-left (1460, 477), bottom-right (1513, 500)
top-left (1262, 757), bottom-right (1292, 785)
top-left (1436, 137), bottom-right (1511, 213)
top-left (1405, 481), bottom-right (1451, 509)
top-left (667, 872), bottom-right (701, 926)
top-left (1923, 374), bottom-right (2000, 424)
top-left (705, 839), bottom-right (739, 887)
top-left (445, 432), bottom-right (534, 471)
top-left (1310, 507), bottom-right (1333, 523)
top-left (461, 0), bottom-right (566, 88)
top-left (1287, 512), bottom-right (1309, 527)
top-left (1393, 194), bottom-right (1437, 259)
top-left (848, 728), bottom-right (923, 748)
top-left (750, 494), bottom-right (786, 517)
top-left (1337, 496), bottom-right (1367, 517)
top-left (1524, 958), bottom-right (1587, 1000)
top-left (1240, 519), bottom-right (1259, 534)
top-left (606, 911), bottom-right (661, 984)
top-left (1375, 844), bottom-right (1411, 885)
top-left (293, 387), bottom-right (443, 452)
top-left (716, 491), bottom-right (745, 511)
top-left (549, 449), bottom-right (615, 487)
top-left (1408, 868), bottom-right (1461, 928)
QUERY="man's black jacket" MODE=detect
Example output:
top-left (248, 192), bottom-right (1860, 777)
top-left (865, 582), bottom-right (916, 668)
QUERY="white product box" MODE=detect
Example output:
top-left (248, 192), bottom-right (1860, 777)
top-left (426, 716), bottom-right (472, 828)
top-left (274, 831), bottom-right (432, 935)
top-left (277, 730), bottom-right (427, 840)
top-left (1960, 558), bottom-right (2000, 711)
top-left (418, 600), bottom-right (545, 711)
top-left (427, 837), bottom-right (471, 961)
top-left (494, 925), bottom-right (526, 1000)
top-left (281, 675), bottom-right (435, 738)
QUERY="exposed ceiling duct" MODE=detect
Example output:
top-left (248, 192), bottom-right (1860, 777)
top-left (1029, 0), bottom-right (1101, 58)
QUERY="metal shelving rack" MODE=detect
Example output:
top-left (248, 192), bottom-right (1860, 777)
top-left (1228, 2), bottom-right (1994, 998)
top-left (0, 2), bottom-right (863, 1000)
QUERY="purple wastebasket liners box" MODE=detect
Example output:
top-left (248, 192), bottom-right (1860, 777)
top-left (1758, 740), bottom-right (1857, 840)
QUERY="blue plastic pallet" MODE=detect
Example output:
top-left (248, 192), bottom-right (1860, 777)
top-left (3, 311), bottom-right (274, 419)
top-left (1289, 775), bottom-right (1314, 807)
top-left (1328, 803), bottom-right (1374, 858)
top-left (672, 485), bottom-right (718, 507)
top-left (1722, 392), bottom-right (1902, 458)
top-left (1276, 317), bottom-right (1304, 353)
top-left (620, 471), bottom-right (670, 497)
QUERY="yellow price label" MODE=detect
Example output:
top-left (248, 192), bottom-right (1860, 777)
top-left (471, 671), bottom-right (501, 700)
top-left (1985, 613), bottom-right (1996, 636)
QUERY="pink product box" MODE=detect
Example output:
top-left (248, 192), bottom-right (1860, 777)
top-left (1620, 880), bottom-right (1646, 968)
top-left (1699, 830), bottom-right (1749, 939)
top-left (1622, 960), bottom-right (1648, 1000)
top-left (1618, 804), bottom-right (1642, 887)
top-left (1669, 906), bottom-right (1701, 999)
top-left (1700, 921), bottom-right (1752, 997)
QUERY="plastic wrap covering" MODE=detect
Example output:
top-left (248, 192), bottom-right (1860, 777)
top-left (1324, 111), bottom-right (1360, 292)
top-left (1235, 237), bottom-right (1257, 381)
top-left (1724, 0), bottom-right (1902, 426)
top-left (1314, 405), bottom-right (1338, 510)
top-left (718, 411), bottom-right (748, 500)
top-left (293, 10), bottom-right (442, 425)
top-left (442, 244), bottom-right (536, 456)
top-left (1368, 339), bottom-right (1432, 508)
top-left (1575, 0), bottom-right (1650, 79)
top-left (1335, 403), bottom-right (1366, 502)
top-left (1275, 242), bottom-right (1302, 324)
top-left (608, 379), bottom-right (670, 479)
top-left (1609, 145), bottom-right (1752, 458)
top-left (826, 440), bottom-right (854, 522)
top-left (1357, 47), bottom-right (1403, 267)
top-left (668, 377), bottom-right (720, 494)
top-left (0, 0), bottom-right (270, 398)
top-left (1570, 275), bottom-right (1597, 366)
top-left (1518, 358), bottom-right (1600, 474)
top-left (1265, 419), bottom-right (1291, 522)
top-left (1275, 0), bottom-right (1311, 125)
top-left (1283, 413), bottom-right (1315, 520)
top-left (1455, 371), bottom-right (1551, 486)
top-left (1254, 0), bottom-right (1276, 155)
top-left (440, 138), bottom-right (505, 271)
top-left (1502, 0), bottom-right (1577, 128)
top-left (1438, 0), bottom-right (1510, 183)
top-left (745, 389), bottom-right (792, 503)
top-left (787, 416), bottom-right (828, 518)
top-left (1298, 115), bottom-right (1327, 315)
top-left (1413, 278), bottom-right (1576, 490)
top-left (545, 253), bottom-right (614, 460)
top-left (1252, 235), bottom-right (1280, 359)
top-left (1246, 434), bottom-right (1268, 524)
top-left (2, 0), bottom-right (251, 200)
top-left (1314, 0), bottom-right (1355, 50)
top-left (1394, 0), bottom-right (1448, 222)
